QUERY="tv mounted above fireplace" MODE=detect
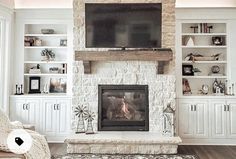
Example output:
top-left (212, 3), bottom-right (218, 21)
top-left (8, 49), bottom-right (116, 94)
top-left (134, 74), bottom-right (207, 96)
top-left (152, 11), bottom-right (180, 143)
top-left (85, 3), bottom-right (162, 48)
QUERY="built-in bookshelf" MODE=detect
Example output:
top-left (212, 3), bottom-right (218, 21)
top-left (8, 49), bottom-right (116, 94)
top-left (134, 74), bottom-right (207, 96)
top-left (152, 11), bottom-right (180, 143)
top-left (23, 24), bottom-right (69, 94)
top-left (178, 22), bottom-right (230, 96)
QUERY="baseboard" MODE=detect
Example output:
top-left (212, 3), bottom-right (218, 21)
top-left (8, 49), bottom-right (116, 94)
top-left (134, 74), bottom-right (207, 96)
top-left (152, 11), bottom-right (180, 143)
top-left (180, 138), bottom-right (236, 145)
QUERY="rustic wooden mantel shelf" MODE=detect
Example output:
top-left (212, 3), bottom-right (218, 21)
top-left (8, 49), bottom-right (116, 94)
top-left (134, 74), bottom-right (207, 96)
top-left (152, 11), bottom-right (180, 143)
top-left (75, 49), bottom-right (173, 74)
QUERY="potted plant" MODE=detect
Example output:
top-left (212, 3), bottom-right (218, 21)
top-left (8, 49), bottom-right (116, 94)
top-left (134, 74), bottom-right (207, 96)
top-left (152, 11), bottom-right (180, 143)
top-left (41, 49), bottom-right (55, 61)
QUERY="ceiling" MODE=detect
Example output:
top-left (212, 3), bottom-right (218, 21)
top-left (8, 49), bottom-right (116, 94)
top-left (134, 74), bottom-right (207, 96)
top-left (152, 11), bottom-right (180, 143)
top-left (1, 0), bottom-right (236, 8)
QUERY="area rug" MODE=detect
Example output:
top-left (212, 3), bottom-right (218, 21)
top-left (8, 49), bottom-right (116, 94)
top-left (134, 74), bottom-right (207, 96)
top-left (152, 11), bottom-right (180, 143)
top-left (52, 154), bottom-right (197, 159)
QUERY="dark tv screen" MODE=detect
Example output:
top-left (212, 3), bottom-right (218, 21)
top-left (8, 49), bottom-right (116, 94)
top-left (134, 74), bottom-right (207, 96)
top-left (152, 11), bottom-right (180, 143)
top-left (85, 3), bottom-right (162, 48)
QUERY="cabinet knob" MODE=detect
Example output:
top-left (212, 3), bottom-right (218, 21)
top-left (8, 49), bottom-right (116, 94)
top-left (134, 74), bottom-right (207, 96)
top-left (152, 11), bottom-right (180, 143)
top-left (26, 103), bottom-right (30, 110)
top-left (23, 104), bottom-right (25, 110)
top-left (224, 105), bottom-right (227, 111)
top-left (191, 105), bottom-right (193, 111)
top-left (194, 105), bottom-right (197, 111)
top-left (227, 105), bottom-right (230, 111)
top-left (57, 104), bottom-right (60, 110)
top-left (53, 104), bottom-right (56, 110)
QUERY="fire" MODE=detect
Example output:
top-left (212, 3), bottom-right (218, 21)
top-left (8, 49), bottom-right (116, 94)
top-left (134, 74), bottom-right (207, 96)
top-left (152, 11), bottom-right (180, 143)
top-left (121, 97), bottom-right (132, 119)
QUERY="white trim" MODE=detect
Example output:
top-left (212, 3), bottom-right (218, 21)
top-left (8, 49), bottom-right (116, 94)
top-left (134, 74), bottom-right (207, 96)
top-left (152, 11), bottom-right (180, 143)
top-left (0, 4), bottom-right (14, 114)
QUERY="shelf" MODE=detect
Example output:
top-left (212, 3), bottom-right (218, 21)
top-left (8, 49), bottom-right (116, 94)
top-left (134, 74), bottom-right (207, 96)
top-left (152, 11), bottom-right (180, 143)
top-left (24, 61), bottom-right (67, 64)
top-left (24, 46), bottom-right (67, 49)
top-left (24, 73), bottom-right (67, 77)
top-left (25, 34), bottom-right (67, 37)
top-left (182, 76), bottom-right (227, 79)
top-left (182, 61), bottom-right (227, 64)
top-left (182, 33), bottom-right (226, 36)
top-left (75, 49), bottom-right (173, 74)
top-left (182, 46), bottom-right (227, 49)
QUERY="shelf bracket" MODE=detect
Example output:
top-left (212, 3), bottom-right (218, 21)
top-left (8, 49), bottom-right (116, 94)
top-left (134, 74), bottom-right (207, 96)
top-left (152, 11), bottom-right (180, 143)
top-left (158, 61), bottom-right (166, 74)
top-left (83, 61), bottom-right (91, 74)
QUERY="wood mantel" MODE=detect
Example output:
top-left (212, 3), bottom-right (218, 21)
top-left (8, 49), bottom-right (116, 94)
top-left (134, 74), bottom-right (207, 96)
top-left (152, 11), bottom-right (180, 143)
top-left (75, 49), bottom-right (173, 74)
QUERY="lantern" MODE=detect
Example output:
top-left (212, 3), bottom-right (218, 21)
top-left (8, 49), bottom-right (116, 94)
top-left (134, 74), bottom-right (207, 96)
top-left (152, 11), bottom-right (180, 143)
top-left (163, 103), bottom-right (175, 137)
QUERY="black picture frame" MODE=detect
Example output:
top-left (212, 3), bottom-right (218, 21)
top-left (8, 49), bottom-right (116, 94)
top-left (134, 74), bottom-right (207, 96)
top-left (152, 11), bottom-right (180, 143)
top-left (29, 76), bottom-right (41, 94)
top-left (212, 36), bottom-right (224, 45)
top-left (182, 65), bottom-right (194, 76)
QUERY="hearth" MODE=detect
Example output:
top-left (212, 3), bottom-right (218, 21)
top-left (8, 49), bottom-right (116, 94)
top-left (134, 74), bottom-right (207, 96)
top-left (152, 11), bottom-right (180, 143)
top-left (98, 85), bottom-right (149, 131)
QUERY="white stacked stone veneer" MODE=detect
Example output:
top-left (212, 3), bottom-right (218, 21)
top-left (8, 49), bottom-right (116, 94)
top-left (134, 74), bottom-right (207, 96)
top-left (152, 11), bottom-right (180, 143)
top-left (69, 0), bottom-right (181, 154)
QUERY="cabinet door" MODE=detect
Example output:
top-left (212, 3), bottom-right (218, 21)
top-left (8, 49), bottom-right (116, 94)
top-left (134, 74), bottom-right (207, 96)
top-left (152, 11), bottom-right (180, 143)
top-left (211, 101), bottom-right (227, 138)
top-left (179, 101), bottom-right (195, 138)
top-left (10, 99), bottom-right (40, 130)
top-left (227, 101), bottom-right (236, 138)
top-left (10, 99), bottom-right (26, 122)
top-left (25, 99), bottom-right (40, 131)
top-left (195, 101), bottom-right (208, 138)
top-left (42, 99), bottom-right (58, 136)
top-left (57, 99), bottom-right (71, 135)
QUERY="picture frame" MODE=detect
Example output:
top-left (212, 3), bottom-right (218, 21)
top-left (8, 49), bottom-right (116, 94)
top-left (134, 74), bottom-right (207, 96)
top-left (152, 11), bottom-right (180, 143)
top-left (212, 36), bottom-right (223, 45)
top-left (49, 78), bottom-right (67, 93)
top-left (60, 39), bottom-right (67, 46)
top-left (28, 76), bottom-right (41, 94)
top-left (182, 65), bottom-right (194, 76)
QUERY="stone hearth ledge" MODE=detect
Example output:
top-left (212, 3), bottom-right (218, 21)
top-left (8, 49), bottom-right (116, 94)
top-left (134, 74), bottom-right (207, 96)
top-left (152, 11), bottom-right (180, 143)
top-left (65, 132), bottom-right (182, 154)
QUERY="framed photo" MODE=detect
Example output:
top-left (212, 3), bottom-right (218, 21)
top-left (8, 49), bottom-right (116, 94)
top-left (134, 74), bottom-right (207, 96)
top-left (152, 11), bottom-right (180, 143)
top-left (60, 39), bottom-right (67, 46)
top-left (49, 78), bottom-right (67, 93)
top-left (182, 65), bottom-right (194, 76)
top-left (29, 76), bottom-right (41, 94)
top-left (212, 36), bottom-right (223, 45)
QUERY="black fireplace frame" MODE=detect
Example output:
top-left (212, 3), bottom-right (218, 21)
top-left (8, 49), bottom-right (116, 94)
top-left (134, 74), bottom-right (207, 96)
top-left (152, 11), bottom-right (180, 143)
top-left (98, 84), bottom-right (149, 131)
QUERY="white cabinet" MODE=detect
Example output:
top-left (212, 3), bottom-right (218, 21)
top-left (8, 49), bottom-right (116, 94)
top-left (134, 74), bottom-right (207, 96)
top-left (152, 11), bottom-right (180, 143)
top-left (10, 96), bottom-right (71, 142)
top-left (42, 98), bottom-right (71, 137)
top-left (179, 98), bottom-right (236, 144)
top-left (211, 100), bottom-right (236, 138)
top-left (10, 98), bottom-right (40, 131)
top-left (179, 99), bottom-right (208, 138)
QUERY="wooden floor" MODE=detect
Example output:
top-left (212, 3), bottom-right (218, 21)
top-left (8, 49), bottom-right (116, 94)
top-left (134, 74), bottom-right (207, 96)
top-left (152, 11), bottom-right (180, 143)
top-left (49, 144), bottom-right (236, 159)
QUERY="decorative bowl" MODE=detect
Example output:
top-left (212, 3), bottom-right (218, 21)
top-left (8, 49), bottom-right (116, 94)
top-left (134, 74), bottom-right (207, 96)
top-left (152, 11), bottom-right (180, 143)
top-left (41, 29), bottom-right (54, 34)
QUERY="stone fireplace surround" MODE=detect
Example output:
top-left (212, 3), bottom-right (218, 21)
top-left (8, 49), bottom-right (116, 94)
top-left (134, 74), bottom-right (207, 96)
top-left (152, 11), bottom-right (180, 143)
top-left (67, 0), bottom-right (181, 154)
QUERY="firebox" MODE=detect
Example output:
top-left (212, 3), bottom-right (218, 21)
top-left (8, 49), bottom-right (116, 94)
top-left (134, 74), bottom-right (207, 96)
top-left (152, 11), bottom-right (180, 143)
top-left (98, 85), bottom-right (149, 131)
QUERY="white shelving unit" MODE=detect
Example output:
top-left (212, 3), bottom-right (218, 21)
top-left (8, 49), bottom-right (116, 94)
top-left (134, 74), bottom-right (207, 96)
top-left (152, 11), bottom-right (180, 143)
top-left (177, 22), bottom-right (228, 96)
top-left (23, 24), bottom-right (70, 94)
top-left (11, 10), bottom-right (73, 142)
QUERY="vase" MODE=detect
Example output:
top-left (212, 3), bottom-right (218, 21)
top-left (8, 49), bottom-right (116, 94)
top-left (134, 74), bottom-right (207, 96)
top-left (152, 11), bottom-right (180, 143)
top-left (41, 56), bottom-right (48, 61)
top-left (76, 115), bottom-right (85, 133)
top-left (86, 120), bottom-right (94, 134)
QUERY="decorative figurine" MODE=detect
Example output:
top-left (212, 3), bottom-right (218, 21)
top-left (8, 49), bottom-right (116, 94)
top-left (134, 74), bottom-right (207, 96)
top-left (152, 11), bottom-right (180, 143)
top-left (163, 103), bottom-right (175, 137)
top-left (15, 84), bottom-right (24, 95)
top-left (183, 78), bottom-right (192, 95)
top-left (84, 111), bottom-right (95, 134)
top-left (201, 84), bottom-right (209, 95)
top-left (74, 105), bottom-right (88, 133)
top-left (190, 25), bottom-right (198, 33)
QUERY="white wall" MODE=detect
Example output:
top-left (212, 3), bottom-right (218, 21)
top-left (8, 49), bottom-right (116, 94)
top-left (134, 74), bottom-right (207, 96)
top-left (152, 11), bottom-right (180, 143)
top-left (176, 0), bottom-right (236, 8)
top-left (14, 0), bottom-right (72, 8)
top-left (12, 0), bottom-right (236, 8)
top-left (0, 0), bottom-right (14, 8)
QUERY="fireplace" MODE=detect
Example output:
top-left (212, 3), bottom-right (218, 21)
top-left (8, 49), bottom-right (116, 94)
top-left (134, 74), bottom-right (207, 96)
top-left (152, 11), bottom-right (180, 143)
top-left (98, 85), bottom-right (149, 131)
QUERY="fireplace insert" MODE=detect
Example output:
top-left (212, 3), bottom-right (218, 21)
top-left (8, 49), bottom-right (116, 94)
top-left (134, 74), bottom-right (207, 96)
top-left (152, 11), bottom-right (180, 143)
top-left (98, 85), bottom-right (149, 131)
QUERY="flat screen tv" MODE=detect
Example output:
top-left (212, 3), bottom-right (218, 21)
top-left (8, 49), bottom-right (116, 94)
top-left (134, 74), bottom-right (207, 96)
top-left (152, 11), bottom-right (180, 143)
top-left (85, 3), bottom-right (162, 48)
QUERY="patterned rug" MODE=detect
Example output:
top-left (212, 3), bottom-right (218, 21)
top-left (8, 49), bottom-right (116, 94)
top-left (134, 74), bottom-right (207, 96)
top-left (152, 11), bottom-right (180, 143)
top-left (52, 154), bottom-right (197, 159)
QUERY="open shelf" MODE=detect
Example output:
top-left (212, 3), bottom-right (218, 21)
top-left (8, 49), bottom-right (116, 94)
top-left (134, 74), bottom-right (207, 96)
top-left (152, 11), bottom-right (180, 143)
top-left (182, 46), bottom-right (227, 49)
top-left (181, 33), bottom-right (227, 36)
top-left (25, 34), bottom-right (67, 37)
top-left (24, 73), bottom-right (67, 77)
top-left (24, 61), bottom-right (67, 64)
top-left (182, 76), bottom-right (227, 79)
top-left (182, 61), bottom-right (227, 64)
top-left (25, 46), bottom-right (67, 49)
